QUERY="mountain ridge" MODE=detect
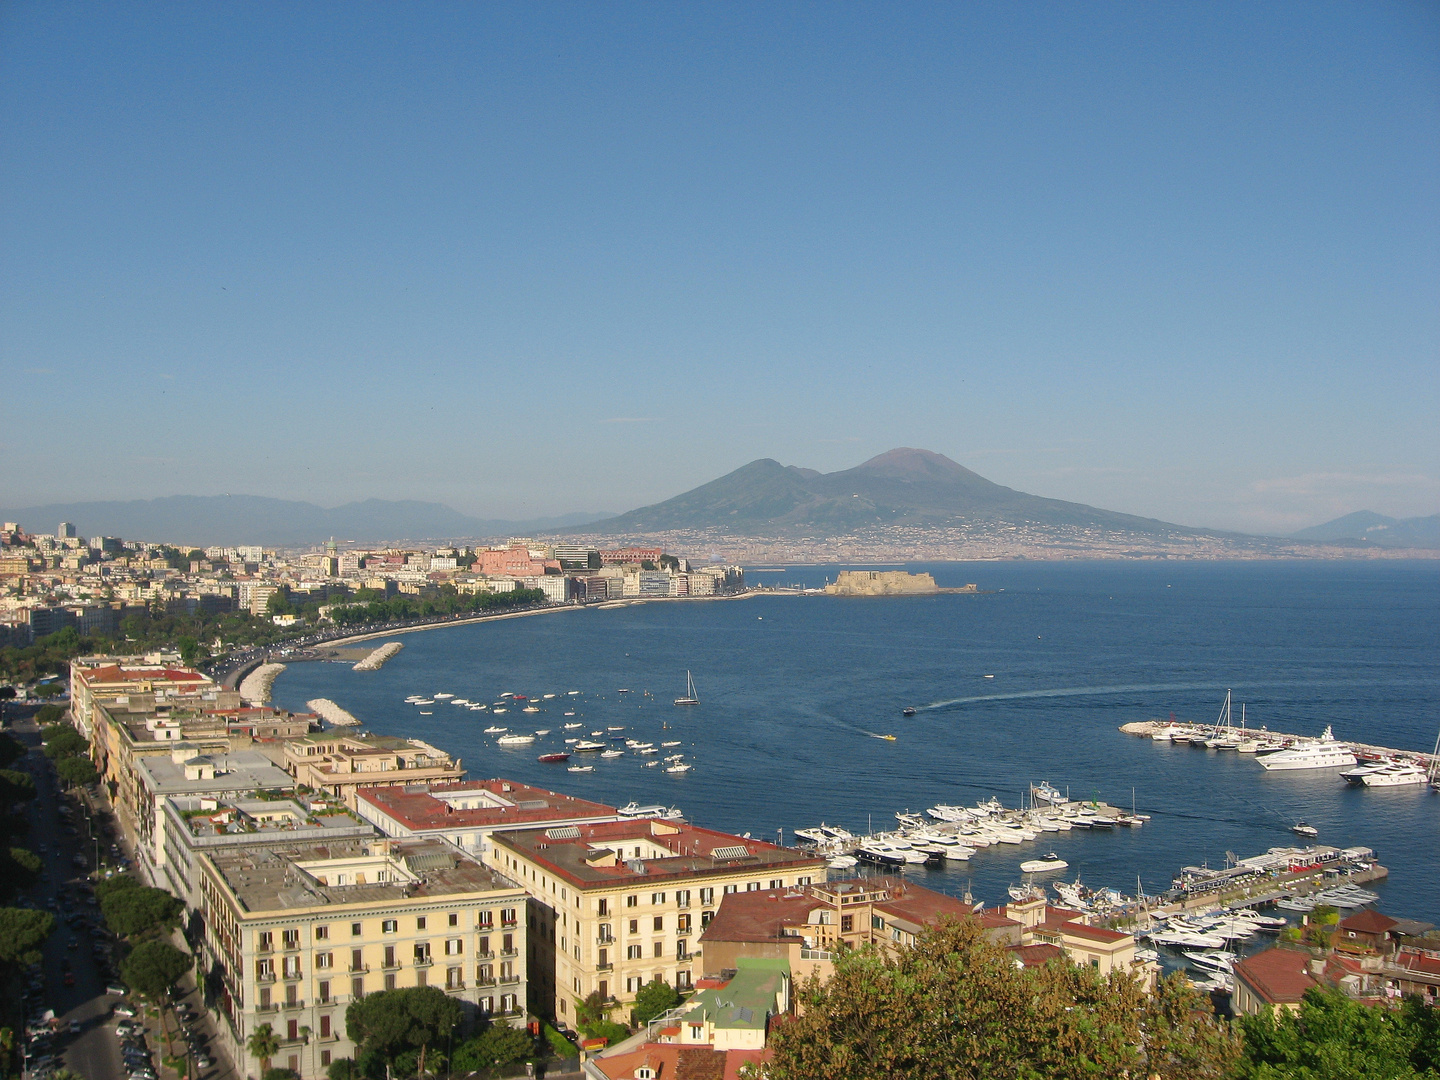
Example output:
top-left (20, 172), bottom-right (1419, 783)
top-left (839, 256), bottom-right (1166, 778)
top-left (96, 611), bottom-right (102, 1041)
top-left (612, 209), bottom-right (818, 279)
top-left (568, 448), bottom-right (1193, 536)
top-left (1292, 510), bottom-right (1440, 549)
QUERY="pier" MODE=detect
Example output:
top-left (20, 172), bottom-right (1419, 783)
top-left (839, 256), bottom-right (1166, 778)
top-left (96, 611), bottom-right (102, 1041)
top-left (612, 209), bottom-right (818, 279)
top-left (1119, 719), bottom-right (1439, 770)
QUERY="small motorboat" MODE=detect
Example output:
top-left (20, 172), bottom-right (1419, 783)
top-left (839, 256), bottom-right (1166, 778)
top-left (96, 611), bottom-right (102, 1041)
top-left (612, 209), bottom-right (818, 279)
top-left (1291, 822), bottom-right (1319, 837)
top-left (1020, 854), bottom-right (1069, 874)
top-left (483, 726), bottom-right (508, 734)
top-left (563, 711), bottom-right (577, 717)
top-left (496, 734), bottom-right (535, 746)
top-left (538, 753), bottom-right (570, 763)
top-left (600, 750), bottom-right (624, 758)
top-left (567, 765), bottom-right (594, 773)
top-left (665, 763), bottom-right (693, 773)
top-left (534, 729), bottom-right (550, 735)
top-left (872, 733), bottom-right (897, 741)
top-left (522, 706), bottom-right (541, 713)
top-left (542, 693), bottom-right (556, 699)
top-left (902, 707), bottom-right (916, 717)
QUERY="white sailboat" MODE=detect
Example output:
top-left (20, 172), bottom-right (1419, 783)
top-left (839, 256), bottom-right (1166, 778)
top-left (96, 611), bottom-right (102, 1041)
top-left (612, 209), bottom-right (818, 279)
top-left (674, 670), bottom-right (700, 706)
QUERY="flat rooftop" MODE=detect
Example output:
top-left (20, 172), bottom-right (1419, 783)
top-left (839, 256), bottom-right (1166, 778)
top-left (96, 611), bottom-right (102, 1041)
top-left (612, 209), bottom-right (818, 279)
top-left (137, 750), bottom-right (293, 795)
top-left (359, 779), bottom-right (620, 832)
top-left (171, 795), bottom-right (372, 840)
top-left (491, 819), bottom-right (825, 890)
top-left (207, 837), bottom-right (520, 914)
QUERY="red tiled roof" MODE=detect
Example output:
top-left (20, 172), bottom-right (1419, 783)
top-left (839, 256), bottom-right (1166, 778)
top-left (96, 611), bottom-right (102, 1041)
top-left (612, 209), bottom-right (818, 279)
top-left (1010, 943), bottom-right (1066, 968)
top-left (591, 1044), bottom-right (766, 1080)
top-left (1395, 948), bottom-right (1440, 978)
top-left (1051, 922), bottom-right (1131, 945)
top-left (1337, 910), bottom-right (1398, 935)
top-left (1233, 948), bottom-right (1318, 1005)
top-left (357, 779), bottom-right (618, 831)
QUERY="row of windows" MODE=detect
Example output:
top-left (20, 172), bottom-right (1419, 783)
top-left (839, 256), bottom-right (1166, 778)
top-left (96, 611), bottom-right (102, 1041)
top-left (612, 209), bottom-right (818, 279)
top-left (255, 909), bottom-right (518, 950)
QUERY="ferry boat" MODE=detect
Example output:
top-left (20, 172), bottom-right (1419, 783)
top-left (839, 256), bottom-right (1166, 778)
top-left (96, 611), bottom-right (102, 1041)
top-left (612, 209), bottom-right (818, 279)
top-left (1257, 727), bottom-right (1357, 771)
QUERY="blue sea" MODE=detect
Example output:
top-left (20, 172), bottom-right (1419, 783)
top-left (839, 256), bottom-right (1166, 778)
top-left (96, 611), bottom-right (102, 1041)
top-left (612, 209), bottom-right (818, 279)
top-left (270, 560), bottom-right (1439, 924)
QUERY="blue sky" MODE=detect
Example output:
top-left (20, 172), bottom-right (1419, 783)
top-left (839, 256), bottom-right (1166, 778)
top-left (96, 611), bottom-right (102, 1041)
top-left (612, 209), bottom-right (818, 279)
top-left (2, 2), bottom-right (1436, 533)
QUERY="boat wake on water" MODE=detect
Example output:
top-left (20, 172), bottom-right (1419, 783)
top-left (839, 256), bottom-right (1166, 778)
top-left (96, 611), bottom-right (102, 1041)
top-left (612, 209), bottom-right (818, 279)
top-left (920, 682), bottom-right (1250, 711)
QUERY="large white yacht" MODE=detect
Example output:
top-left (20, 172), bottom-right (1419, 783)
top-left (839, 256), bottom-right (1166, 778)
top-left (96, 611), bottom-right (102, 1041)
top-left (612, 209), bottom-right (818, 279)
top-left (1357, 759), bottom-right (1428, 787)
top-left (1256, 727), bottom-right (1357, 771)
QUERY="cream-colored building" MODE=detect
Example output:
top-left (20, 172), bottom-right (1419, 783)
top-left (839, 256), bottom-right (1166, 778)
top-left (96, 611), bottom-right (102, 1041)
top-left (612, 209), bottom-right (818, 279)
top-left (1004, 896), bottom-right (1155, 986)
top-left (199, 837), bottom-right (528, 1080)
top-left (485, 819), bottom-right (826, 1024)
top-left (284, 732), bottom-right (464, 806)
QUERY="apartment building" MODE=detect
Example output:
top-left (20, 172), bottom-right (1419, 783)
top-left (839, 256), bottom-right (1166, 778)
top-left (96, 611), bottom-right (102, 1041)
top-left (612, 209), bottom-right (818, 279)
top-left (69, 655), bottom-right (224, 739)
top-left (160, 794), bottom-right (376, 909)
top-left (1003, 895), bottom-right (1153, 985)
top-left (698, 878), bottom-right (1021, 985)
top-left (199, 838), bottom-right (529, 1080)
top-left (485, 819), bottom-right (826, 1022)
top-left (284, 732), bottom-right (464, 807)
top-left (355, 779), bottom-right (625, 856)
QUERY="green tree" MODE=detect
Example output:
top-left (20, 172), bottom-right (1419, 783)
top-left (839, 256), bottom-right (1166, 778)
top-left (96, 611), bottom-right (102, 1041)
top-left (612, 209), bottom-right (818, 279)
top-left (764, 918), bottom-right (1239, 1080)
top-left (41, 726), bottom-right (87, 759)
top-left (451, 1024), bottom-right (535, 1071)
top-left (345, 986), bottom-right (462, 1079)
top-left (0, 907), bottom-right (54, 967)
top-left (0, 735), bottom-right (26, 769)
top-left (632, 977), bottom-right (683, 1026)
top-left (33, 704), bottom-right (64, 726)
top-left (102, 884), bottom-right (183, 939)
top-left (325, 1059), bottom-right (363, 1080)
top-left (31, 682), bottom-right (64, 699)
top-left (3, 848), bottom-right (42, 893)
top-left (122, 939), bottom-right (191, 1000)
top-left (0, 770), bottom-right (36, 805)
top-left (95, 874), bottom-right (141, 903)
top-left (247, 1022), bottom-right (281, 1075)
top-left (1236, 987), bottom-right (1439, 1080)
top-left (56, 756), bottom-right (98, 788)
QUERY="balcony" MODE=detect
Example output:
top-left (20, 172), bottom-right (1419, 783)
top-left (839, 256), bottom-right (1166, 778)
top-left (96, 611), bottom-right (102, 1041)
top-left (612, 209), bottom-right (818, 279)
top-left (596, 935), bottom-right (614, 946)
top-left (348, 964), bottom-right (369, 974)
top-left (500, 949), bottom-right (519, 958)
top-left (256, 972), bottom-right (276, 984)
top-left (381, 960), bottom-right (402, 971)
top-left (595, 963), bottom-right (613, 973)
top-left (413, 957), bottom-right (433, 969)
top-left (500, 920), bottom-right (518, 929)
top-left (499, 975), bottom-right (521, 985)
top-left (475, 977), bottom-right (497, 988)
top-left (256, 1003), bottom-right (279, 1014)
top-left (476, 951), bottom-right (495, 960)
top-left (282, 999), bottom-right (305, 1010)
top-left (443, 982), bottom-right (467, 992)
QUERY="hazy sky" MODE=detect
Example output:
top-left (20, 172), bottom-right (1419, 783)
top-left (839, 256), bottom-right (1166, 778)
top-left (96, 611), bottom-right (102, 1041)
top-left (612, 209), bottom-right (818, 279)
top-left (2, 3), bottom-right (1436, 534)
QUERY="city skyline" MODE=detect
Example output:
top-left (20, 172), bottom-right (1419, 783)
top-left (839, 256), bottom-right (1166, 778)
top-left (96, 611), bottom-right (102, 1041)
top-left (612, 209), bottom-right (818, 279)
top-left (2, 3), bottom-right (1436, 534)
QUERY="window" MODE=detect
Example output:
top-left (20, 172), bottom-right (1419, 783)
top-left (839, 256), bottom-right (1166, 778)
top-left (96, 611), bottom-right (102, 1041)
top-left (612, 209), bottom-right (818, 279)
top-left (285, 984), bottom-right (298, 1007)
top-left (596, 983), bottom-right (607, 1002)
top-left (259, 987), bottom-right (271, 1009)
top-left (818, 911), bottom-right (831, 925)
top-left (282, 956), bottom-right (301, 978)
top-left (701, 911), bottom-right (714, 927)
top-left (448, 912), bottom-right (459, 927)
top-left (841, 915), bottom-right (854, 933)
top-left (446, 966), bottom-right (463, 989)
top-left (653, 942), bottom-right (663, 958)
top-left (598, 947), bottom-right (609, 968)
top-left (316, 952), bottom-right (332, 969)
top-left (797, 876), bottom-right (812, 886)
top-left (315, 925), bottom-right (329, 941)
top-left (416, 916), bottom-right (427, 930)
top-left (598, 923), bottom-right (613, 943)
top-left (699, 888), bottom-right (714, 905)
top-left (676, 970), bottom-right (692, 989)
top-left (478, 936), bottom-right (491, 956)
top-left (445, 938), bottom-right (463, 956)
top-left (626, 976), bottom-right (643, 993)
top-left (259, 931), bottom-right (273, 952)
top-left (653, 916), bottom-right (664, 932)
top-left (351, 977), bottom-right (364, 1000)
top-left (723, 884), bottom-right (737, 895)
top-left (626, 894), bottom-right (638, 908)
top-left (384, 973), bottom-right (396, 991)
top-left (382, 919), bottom-right (397, 934)
top-left (501, 992), bottom-right (518, 1013)
top-left (627, 945), bottom-right (642, 960)
top-left (871, 915), bottom-right (884, 930)
top-left (746, 882), bottom-right (760, 892)
top-left (690, 1024), bottom-right (703, 1040)
top-left (677, 914), bottom-right (691, 933)
top-left (351, 922), bottom-right (362, 937)
top-left (384, 945), bottom-right (396, 968)
top-left (478, 910), bottom-right (493, 928)
top-left (350, 949), bottom-right (364, 973)
top-left (502, 933), bottom-right (514, 954)
top-left (320, 1015), bottom-right (331, 1038)
top-left (502, 907), bottom-right (518, 925)
top-left (416, 968), bottom-right (427, 987)
top-left (677, 940), bottom-right (688, 960)
top-left (651, 892), bottom-right (666, 905)
top-left (256, 958), bottom-right (274, 980)
top-left (629, 919), bottom-right (639, 934)
top-left (770, 880), bottom-right (783, 889)
top-left (479, 996), bottom-right (494, 1015)
top-left (282, 929), bottom-right (300, 949)
top-left (676, 889), bottom-right (690, 907)
top-left (595, 900), bottom-right (608, 917)
top-left (318, 980), bottom-right (330, 1004)
top-left (321, 1051), bottom-right (331, 1067)
top-left (287, 1019), bottom-right (298, 1040)
top-left (414, 942), bottom-right (431, 964)
top-left (638, 1068), bottom-right (655, 1080)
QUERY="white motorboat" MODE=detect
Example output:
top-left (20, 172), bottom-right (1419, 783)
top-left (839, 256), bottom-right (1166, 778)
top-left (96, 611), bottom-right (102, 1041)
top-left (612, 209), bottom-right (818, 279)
top-left (1020, 854), bottom-right (1069, 873)
top-left (522, 706), bottom-right (541, 713)
top-left (564, 722), bottom-right (583, 729)
top-left (1183, 950), bottom-right (1236, 972)
top-left (412, 699), bottom-right (435, 706)
top-left (567, 764), bottom-right (594, 773)
top-left (568, 690), bottom-right (580, 696)
top-left (484, 726), bottom-right (508, 734)
top-left (665, 763), bottom-right (693, 774)
top-left (1291, 822), bottom-right (1319, 837)
top-left (827, 854), bottom-right (859, 869)
top-left (563, 711), bottom-right (576, 717)
top-left (542, 693), bottom-right (556, 699)
top-left (1030, 781), bottom-right (1067, 806)
top-left (661, 740), bottom-right (682, 747)
top-left (618, 802), bottom-right (670, 817)
top-left (1257, 727), bottom-right (1357, 771)
top-left (496, 734), bottom-right (535, 745)
top-left (600, 750), bottom-right (624, 758)
top-left (1359, 760), bottom-right (1428, 787)
top-left (433, 693), bottom-right (454, 699)
top-left (492, 707), bottom-right (507, 714)
top-left (573, 740), bottom-right (607, 752)
top-left (1340, 760), bottom-right (1391, 785)
top-left (534, 728), bottom-right (550, 735)
top-left (1151, 930), bottom-right (1228, 949)
top-left (794, 824), bottom-right (855, 845)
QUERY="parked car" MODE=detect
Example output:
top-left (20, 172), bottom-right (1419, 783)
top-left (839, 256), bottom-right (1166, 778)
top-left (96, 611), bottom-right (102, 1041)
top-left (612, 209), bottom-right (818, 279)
top-left (106, 983), bottom-right (127, 996)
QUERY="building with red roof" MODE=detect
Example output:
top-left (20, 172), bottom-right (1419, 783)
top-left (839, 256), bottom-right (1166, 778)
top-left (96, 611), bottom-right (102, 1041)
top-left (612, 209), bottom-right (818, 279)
top-left (1232, 947), bottom-right (1320, 1015)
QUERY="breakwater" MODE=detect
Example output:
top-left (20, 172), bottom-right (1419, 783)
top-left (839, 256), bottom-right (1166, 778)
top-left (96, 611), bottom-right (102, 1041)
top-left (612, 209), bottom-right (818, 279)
top-left (1119, 720), bottom-right (1438, 770)
top-left (238, 662), bottom-right (286, 705)
top-left (307, 698), bottom-right (361, 726)
top-left (353, 641), bottom-right (403, 672)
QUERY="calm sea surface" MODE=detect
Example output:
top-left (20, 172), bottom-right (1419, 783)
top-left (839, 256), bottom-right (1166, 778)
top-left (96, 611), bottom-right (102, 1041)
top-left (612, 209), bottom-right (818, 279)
top-left (271, 560), bottom-right (1439, 923)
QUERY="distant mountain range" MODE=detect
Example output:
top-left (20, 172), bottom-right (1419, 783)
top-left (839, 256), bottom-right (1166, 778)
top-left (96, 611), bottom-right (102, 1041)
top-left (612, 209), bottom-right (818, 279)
top-left (0, 495), bottom-right (612, 548)
top-left (568, 448), bottom-right (1195, 536)
top-left (1291, 510), bottom-right (1440, 549)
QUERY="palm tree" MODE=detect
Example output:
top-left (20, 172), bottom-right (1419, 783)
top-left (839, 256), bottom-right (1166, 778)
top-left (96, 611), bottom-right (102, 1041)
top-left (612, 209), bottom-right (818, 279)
top-left (247, 1022), bottom-right (281, 1076)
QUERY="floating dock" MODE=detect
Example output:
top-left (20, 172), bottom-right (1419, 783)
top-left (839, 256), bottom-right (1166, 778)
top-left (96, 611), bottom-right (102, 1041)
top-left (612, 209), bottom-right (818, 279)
top-left (1120, 719), bottom-right (1438, 770)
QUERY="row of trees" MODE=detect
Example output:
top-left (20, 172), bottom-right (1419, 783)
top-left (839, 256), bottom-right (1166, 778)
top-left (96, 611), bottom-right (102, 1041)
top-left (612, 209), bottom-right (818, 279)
top-left (40, 717), bottom-right (97, 788)
top-left (326, 586), bottom-right (545, 627)
top-left (758, 919), bottom-right (1440, 1080)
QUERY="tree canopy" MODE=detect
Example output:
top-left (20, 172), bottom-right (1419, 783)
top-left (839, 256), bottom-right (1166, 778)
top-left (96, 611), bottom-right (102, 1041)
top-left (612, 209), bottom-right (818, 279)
top-left (0, 907), bottom-right (54, 968)
top-left (56, 756), bottom-right (98, 788)
top-left (121, 939), bottom-right (191, 1000)
top-left (451, 1023), bottom-right (535, 1071)
top-left (41, 727), bottom-right (87, 759)
top-left (346, 986), bottom-right (463, 1078)
top-left (632, 977), bottom-right (684, 1026)
top-left (1235, 988), bottom-right (1440, 1079)
top-left (102, 883), bottom-right (183, 939)
top-left (763, 918), bottom-right (1239, 1080)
